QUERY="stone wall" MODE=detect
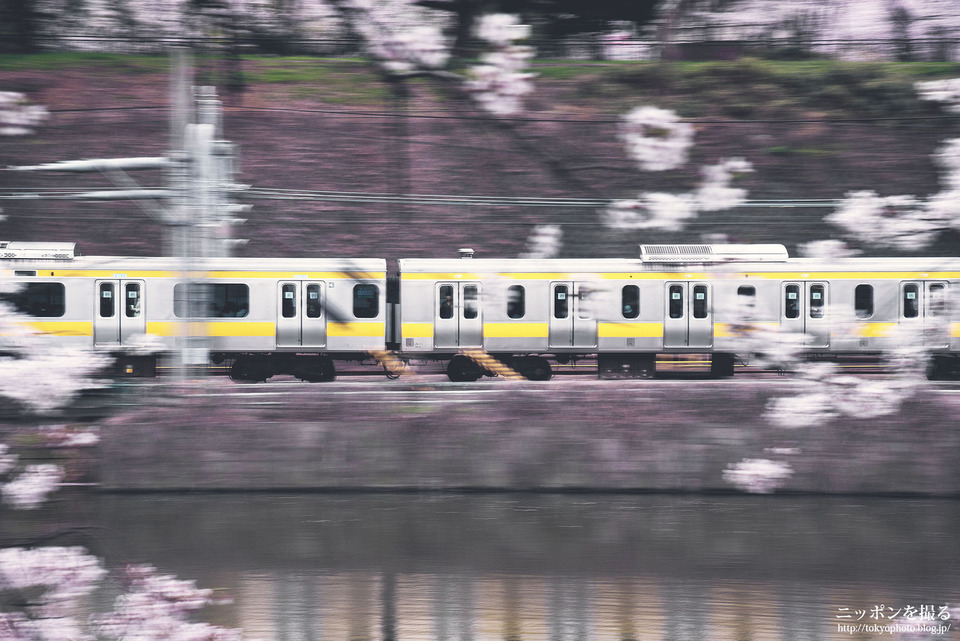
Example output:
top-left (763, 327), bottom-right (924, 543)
top-left (98, 379), bottom-right (960, 495)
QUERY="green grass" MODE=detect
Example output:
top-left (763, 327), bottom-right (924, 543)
top-left (0, 51), bottom-right (167, 71)
top-left (5, 52), bottom-right (960, 116)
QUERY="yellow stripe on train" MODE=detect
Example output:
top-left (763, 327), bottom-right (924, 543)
top-left (327, 322), bottom-right (385, 338)
top-left (483, 322), bottom-right (549, 338)
top-left (597, 322), bottom-right (663, 338)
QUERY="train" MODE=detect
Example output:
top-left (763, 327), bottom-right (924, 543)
top-left (2, 241), bottom-right (959, 381)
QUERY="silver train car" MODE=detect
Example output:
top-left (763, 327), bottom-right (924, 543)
top-left (395, 244), bottom-right (960, 380)
top-left (0, 242), bottom-right (387, 382)
top-left (2, 241), bottom-right (959, 381)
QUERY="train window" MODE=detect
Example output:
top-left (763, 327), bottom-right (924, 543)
top-left (353, 284), bottom-right (379, 318)
top-left (855, 284), bottom-right (874, 319)
top-left (929, 283), bottom-right (946, 317)
top-left (99, 283), bottom-right (115, 318)
top-left (463, 285), bottom-right (478, 319)
top-left (0, 282), bottom-right (65, 317)
top-left (903, 284), bottom-right (919, 318)
top-left (174, 283), bottom-right (249, 318)
top-left (621, 285), bottom-right (639, 319)
top-left (439, 285), bottom-right (454, 319)
top-left (507, 285), bottom-right (525, 319)
top-left (737, 285), bottom-right (756, 320)
top-left (784, 285), bottom-right (800, 319)
top-left (125, 283), bottom-right (141, 318)
top-left (809, 285), bottom-right (825, 319)
top-left (554, 285), bottom-right (569, 319)
top-left (281, 284), bottom-right (297, 318)
top-left (668, 285), bottom-right (683, 319)
top-left (306, 284), bottom-right (322, 318)
top-left (693, 285), bottom-right (708, 319)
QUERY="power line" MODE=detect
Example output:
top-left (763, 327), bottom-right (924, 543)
top-left (0, 186), bottom-right (841, 209)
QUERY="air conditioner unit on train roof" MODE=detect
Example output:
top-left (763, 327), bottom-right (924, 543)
top-left (0, 242), bottom-right (77, 260)
top-left (639, 244), bottom-right (789, 263)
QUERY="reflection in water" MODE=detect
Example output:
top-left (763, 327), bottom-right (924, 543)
top-left (10, 493), bottom-right (960, 640)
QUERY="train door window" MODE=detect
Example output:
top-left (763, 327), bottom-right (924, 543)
top-left (0, 282), bottom-right (65, 317)
top-left (353, 284), bottom-right (379, 318)
top-left (855, 284), bottom-right (874, 319)
top-left (903, 284), bottom-right (920, 318)
top-left (554, 285), bottom-right (569, 319)
top-left (784, 285), bottom-right (800, 319)
top-left (928, 283), bottom-right (946, 317)
top-left (578, 286), bottom-right (591, 319)
top-left (281, 284), bottom-right (297, 318)
top-left (439, 285), bottom-right (454, 319)
top-left (621, 285), bottom-right (639, 319)
top-left (692, 285), bottom-right (708, 319)
top-left (306, 284), bottom-right (322, 318)
top-left (668, 285), bottom-right (684, 319)
top-left (809, 285), bottom-right (825, 319)
top-left (507, 285), bottom-right (525, 319)
top-left (125, 283), bottom-right (141, 318)
top-left (737, 285), bottom-right (756, 320)
top-left (99, 283), bottom-right (115, 318)
top-left (463, 285), bottom-right (479, 319)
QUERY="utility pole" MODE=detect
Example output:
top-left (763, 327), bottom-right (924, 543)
top-left (6, 48), bottom-right (249, 377)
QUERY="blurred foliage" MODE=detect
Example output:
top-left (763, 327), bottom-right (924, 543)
top-left (2, 53), bottom-right (960, 259)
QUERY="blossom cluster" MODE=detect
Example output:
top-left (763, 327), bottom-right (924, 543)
top-left (619, 106), bottom-right (694, 172)
top-left (94, 565), bottom-right (241, 641)
top-left (519, 224), bottom-right (563, 259)
top-left (466, 15), bottom-right (536, 116)
top-left (825, 191), bottom-right (943, 251)
top-left (915, 78), bottom-right (960, 113)
top-left (0, 545), bottom-right (106, 641)
top-left (827, 81), bottom-right (960, 249)
top-left (337, 0), bottom-right (450, 74)
top-left (602, 157), bottom-right (753, 231)
top-left (722, 458), bottom-right (794, 494)
top-left (0, 92), bottom-right (48, 136)
top-left (2, 464), bottom-right (64, 509)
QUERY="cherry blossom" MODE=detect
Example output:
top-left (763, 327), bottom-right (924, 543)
top-left (519, 224), bottom-right (563, 259)
top-left (694, 158), bottom-right (754, 211)
top-left (797, 239), bottom-right (861, 259)
top-left (915, 78), bottom-right (960, 113)
top-left (603, 158), bottom-right (751, 231)
top-left (0, 92), bottom-right (48, 136)
top-left (466, 15), bottom-right (536, 116)
top-left (723, 458), bottom-right (794, 494)
top-left (94, 565), bottom-right (242, 641)
top-left (619, 106), bottom-right (694, 172)
top-left (2, 464), bottom-right (65, 509)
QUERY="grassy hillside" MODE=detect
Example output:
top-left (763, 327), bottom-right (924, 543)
top-left (1, 54), bottom-right (959, 259)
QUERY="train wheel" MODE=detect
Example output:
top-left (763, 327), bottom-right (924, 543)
top-left (230, 357), bottom-right (271, 383)
top-left (447, 355), bottom-right (481, 382)
top-left (299, 356), bottom-right (337, 383)
top-left (522, 356), bottom-right (553, 381)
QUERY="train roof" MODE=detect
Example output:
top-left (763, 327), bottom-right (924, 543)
top-left (398, 255), bottom-right (960, 274)
top-left (0, 253), bottom-right (387, 274)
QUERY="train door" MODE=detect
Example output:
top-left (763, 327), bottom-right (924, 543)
top-left (662, 282), bottom-right (713, 349)
top-left (93, 279), bottom-right (146, 347)
top-left (277, 281), bottom-right (327, 348)
top-left (548, 282), bottom-right (597, 349)
top-left (900, 281), bottom-right (949, 348)
top-left (434, 282), bottom-right (482, 349)
top-left (780, 282), bottom-right (829, 348)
